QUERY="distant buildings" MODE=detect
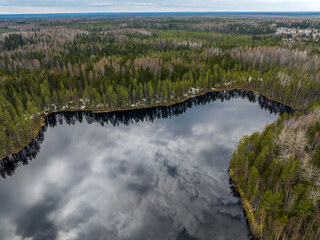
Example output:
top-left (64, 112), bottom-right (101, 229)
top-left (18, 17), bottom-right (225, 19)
top-left (275, 27), bottom-right (320, 42)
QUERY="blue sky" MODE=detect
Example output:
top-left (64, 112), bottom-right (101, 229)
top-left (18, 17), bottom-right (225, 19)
top-left (0, 0), bottom-right (320, 14)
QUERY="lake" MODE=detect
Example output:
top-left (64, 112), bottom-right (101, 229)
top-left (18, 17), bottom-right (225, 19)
top-left (0, 90), bottom-right (293, 240)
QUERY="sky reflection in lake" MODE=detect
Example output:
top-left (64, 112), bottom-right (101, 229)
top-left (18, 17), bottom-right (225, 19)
top-left (0, 92), bottom-right (285, 240)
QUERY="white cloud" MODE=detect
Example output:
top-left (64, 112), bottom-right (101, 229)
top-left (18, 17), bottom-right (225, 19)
top-left (0, 1), bottom-right (320, 15)
top-left (133, 2), bottom-right (157, 6)
top-left (0, 6), bottom-right (85, 14)
top-left (91, 2), bottom-right (112, 6)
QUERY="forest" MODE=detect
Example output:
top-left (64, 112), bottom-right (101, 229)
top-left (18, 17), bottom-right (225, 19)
top-left (230, 107), bottom-right (320, 239)
top-left (1, 15), bottom-right (320, 239)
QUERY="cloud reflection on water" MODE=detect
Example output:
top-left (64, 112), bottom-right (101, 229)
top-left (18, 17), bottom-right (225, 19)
top-left (0, 91), bottom-right (288, 240)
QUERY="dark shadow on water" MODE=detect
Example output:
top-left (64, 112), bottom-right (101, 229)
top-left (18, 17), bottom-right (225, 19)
top-left (176, 227), bottom-right (199, 240)
top-left (229, 172), bottom-right (255, 240)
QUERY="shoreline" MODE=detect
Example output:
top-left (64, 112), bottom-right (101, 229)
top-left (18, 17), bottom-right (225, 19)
top-left (0, 86), bottom-right (297, 162)
top-left (230, 168), bottom-right (261, 239)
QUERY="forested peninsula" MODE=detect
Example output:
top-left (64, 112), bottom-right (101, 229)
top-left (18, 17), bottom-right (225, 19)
top-left (1, 16), bottom-right (320, 239)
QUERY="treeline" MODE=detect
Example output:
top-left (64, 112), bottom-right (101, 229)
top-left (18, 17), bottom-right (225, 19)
top-left (3, 16), bottom-right (320, 36)
top-left (230, 108), bottom-right (320, 239)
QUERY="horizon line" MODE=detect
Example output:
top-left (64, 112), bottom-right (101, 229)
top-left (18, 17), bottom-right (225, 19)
top-left (1, 11), bottom-right (320, 16)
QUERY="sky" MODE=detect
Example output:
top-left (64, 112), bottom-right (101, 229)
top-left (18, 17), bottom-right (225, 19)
top-left (0, 0), bottom-right (320, 14)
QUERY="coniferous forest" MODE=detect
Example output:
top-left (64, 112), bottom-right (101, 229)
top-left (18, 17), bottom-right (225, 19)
top-left (1, 15), bottom-right (320, 239)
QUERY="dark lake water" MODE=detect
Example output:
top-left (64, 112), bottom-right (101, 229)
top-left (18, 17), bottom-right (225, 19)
top-left (0, 90), bottom-right (293, 240)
